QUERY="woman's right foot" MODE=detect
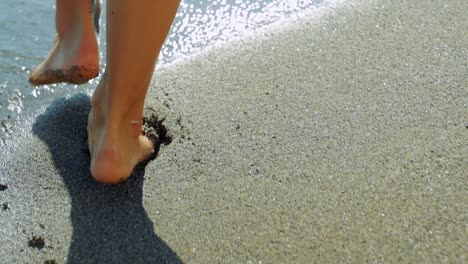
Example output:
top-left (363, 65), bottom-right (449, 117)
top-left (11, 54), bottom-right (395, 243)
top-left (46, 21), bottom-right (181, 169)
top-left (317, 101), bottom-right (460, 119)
top-left (87, 74), bottom-right (155, 184)
top-left (29, 0), bottom-right (101, 86)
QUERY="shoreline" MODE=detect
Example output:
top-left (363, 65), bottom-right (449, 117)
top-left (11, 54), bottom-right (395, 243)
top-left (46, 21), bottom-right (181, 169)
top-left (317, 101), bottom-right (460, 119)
top-left (1, 0), bottom-right (466, 262)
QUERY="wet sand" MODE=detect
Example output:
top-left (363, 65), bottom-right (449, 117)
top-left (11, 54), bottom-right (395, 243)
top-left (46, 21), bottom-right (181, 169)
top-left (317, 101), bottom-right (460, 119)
top-left (0, 0), bottom-right (466, 263)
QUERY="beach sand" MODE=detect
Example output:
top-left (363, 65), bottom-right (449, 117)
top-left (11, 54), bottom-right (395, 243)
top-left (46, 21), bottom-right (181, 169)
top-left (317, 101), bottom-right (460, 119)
top-left (1, 0), bottom-right (466, 263)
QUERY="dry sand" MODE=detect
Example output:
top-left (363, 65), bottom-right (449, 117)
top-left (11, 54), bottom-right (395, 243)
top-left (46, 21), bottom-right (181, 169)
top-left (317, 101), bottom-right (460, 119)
top-left (0, 0), bottom-right (466, 263)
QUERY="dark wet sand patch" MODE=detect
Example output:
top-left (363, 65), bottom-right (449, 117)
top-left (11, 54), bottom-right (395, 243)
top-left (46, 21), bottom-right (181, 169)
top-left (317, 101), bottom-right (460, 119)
top-left (142, 107), bottom-right (173, 147)
top-left (140, 107), bottom-right (173, 166)
top-left (28, 235), bottom-right (45, 250)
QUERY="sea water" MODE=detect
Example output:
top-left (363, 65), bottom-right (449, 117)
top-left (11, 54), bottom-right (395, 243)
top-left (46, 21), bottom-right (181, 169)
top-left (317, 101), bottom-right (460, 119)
top-left (0, 0), bottom-right (325, 143)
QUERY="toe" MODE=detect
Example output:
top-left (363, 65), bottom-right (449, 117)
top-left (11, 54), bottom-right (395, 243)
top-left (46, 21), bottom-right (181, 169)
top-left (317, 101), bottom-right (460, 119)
top-left (28, 71), bottom-right (43, 86)
top-left (137, 135), bottom-right (155, 163)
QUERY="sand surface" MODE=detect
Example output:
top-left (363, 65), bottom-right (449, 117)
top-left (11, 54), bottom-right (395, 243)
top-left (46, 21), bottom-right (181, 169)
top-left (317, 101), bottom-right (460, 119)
top-left (0, 0), bottom-right (466, 263)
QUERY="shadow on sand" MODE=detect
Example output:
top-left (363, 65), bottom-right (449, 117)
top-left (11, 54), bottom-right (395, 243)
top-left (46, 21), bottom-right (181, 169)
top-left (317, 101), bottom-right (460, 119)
top-left (32, 94), bottom-right (182, 264)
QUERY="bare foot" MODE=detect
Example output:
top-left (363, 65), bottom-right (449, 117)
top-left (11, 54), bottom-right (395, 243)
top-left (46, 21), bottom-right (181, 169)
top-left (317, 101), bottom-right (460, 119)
top-left (87, 76), bottom-right (154, 184)
top-left (29, 1), bottom-right (101, 86)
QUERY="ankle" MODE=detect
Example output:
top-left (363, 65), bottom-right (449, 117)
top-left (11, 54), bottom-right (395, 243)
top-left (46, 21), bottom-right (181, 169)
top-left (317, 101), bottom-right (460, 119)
top-left (90, 96), bottom-right (142, 139)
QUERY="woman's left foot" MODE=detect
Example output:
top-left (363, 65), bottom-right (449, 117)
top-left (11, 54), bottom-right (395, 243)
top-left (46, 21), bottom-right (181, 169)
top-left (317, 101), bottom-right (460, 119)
top-left (29, 1), bottom-right (101, 86)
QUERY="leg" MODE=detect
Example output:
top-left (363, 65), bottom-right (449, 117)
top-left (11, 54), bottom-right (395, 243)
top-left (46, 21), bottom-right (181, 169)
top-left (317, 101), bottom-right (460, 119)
top-left (29, 0), bottom-right (100, 86)
top-left (88, 0), bottom-right (180, 184)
